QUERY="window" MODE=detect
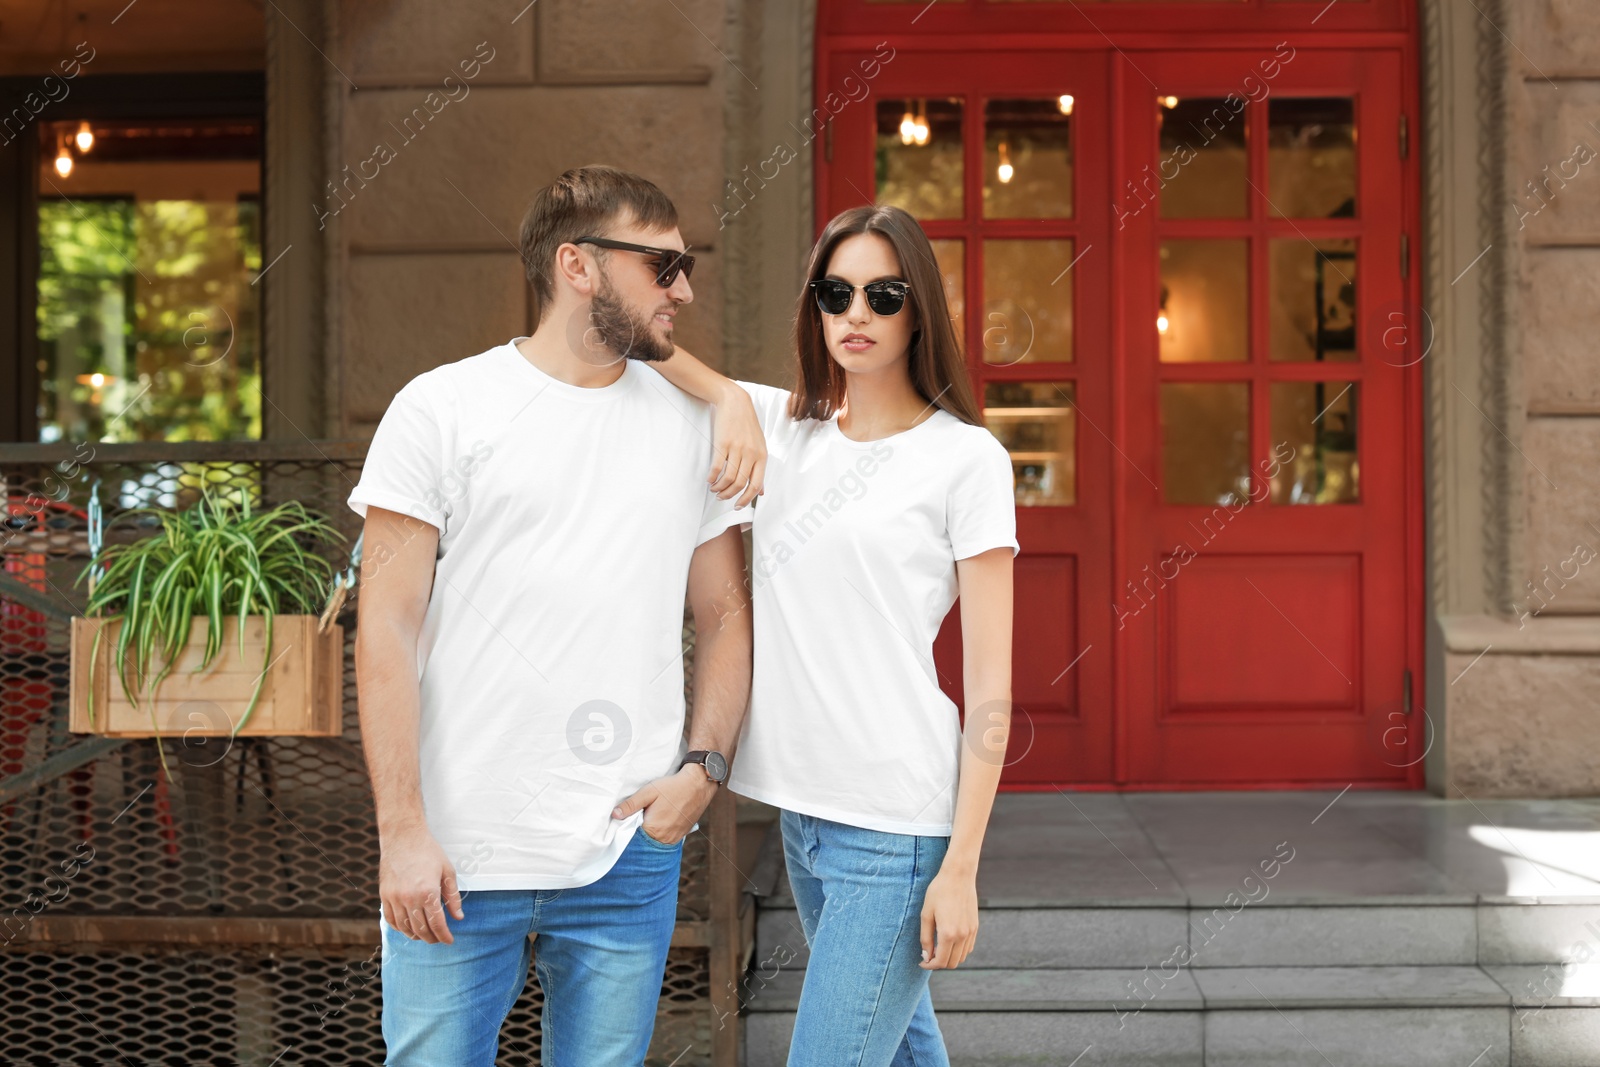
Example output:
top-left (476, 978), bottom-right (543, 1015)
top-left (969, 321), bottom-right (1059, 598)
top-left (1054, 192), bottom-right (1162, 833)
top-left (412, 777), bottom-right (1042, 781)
top-left (0, 73), bottom-right (265, 443)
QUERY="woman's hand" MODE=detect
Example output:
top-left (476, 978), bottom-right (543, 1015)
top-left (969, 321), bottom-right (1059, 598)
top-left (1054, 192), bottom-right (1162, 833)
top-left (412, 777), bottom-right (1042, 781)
top-left (710, 381), bottom-right (767, 507)
top-left (919, 867), bottom-right (979, 969)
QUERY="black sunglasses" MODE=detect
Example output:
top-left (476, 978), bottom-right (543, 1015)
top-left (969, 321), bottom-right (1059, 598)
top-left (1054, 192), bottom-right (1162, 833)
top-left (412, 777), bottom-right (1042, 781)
top-left (573, 236), bottom-right (696, 288)
top-left (809, 278), bottom-right (910, 317)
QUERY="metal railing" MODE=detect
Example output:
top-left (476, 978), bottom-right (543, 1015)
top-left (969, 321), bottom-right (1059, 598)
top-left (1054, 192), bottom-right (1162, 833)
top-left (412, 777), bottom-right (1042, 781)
top-left (0, 441), bottom-right (746, 1066)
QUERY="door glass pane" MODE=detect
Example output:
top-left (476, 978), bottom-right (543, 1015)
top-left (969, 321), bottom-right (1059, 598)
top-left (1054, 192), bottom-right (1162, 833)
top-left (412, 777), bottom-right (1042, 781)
top-left (36, 117), bottom-right (262, 443)
top-left (984, 381), bottom-right (1076, 506)
top-left (876, 97), bottom-right (964, 219)
top-left (983, 239), bottom-right (1073, 364)
top-left (1158, 96), bottom-right (1247, 218)
top-left (1161, 382), bottom-right (1249, 505)
top-left (1268, 98), bottom-right (1356, 218)
top-left (930, 238), bottom-right (965, 355)
top-left (1270, 239), bottom-right (1356, 362)
top-left (983, 98), bottom-right (1073, 218)
top-left (1270, 382), bottom-right (1359, 504)
top-left (1158, 239), bottom-right (1247, 363)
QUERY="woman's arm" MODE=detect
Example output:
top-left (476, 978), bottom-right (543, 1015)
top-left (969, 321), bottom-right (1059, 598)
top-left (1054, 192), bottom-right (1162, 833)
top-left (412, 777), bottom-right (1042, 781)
top-left (920, 545), bottom-right (1014, 970)
top-left (657, 344), bottom-right (766, 506)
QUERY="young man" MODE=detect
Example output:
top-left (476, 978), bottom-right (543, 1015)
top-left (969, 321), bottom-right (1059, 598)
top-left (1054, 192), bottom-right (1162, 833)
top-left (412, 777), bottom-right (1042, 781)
top-left (348, 165), bottom-right (755, 1066)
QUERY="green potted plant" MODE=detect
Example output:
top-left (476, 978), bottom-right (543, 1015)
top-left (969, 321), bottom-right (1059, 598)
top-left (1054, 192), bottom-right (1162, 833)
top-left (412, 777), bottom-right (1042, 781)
top-left (69, 484), bottom-right (348, 767)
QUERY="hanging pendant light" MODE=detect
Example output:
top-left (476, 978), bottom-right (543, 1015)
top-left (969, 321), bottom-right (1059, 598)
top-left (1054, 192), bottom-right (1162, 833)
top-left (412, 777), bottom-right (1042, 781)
top-left (997, 139), bottom-right (1014, 184)
top-left (53, 131), bottom-right (73, 179)
top-left (899, 102), bottom-right (917, 146)
top-left (74, 121), bottom-right (94, 152)
top-left (913, 99), bottom-right (929, 146)
top-left (1057, 94), bottom-right (1074, 116)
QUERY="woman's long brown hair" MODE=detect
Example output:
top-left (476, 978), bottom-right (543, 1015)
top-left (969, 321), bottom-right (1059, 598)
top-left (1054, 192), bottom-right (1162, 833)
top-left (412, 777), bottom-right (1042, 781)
top-left (787, 205), bottom-right (983, 427)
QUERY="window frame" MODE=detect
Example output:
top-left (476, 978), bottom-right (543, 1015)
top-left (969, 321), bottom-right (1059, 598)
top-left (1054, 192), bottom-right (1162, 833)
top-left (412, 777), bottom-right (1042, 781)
top-left (0, 71), bottom-right (265, 442)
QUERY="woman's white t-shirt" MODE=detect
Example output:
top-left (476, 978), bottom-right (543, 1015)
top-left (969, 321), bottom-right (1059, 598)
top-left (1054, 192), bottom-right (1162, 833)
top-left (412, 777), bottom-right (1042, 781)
top-left (726, 380), bottom-right (1018, 836)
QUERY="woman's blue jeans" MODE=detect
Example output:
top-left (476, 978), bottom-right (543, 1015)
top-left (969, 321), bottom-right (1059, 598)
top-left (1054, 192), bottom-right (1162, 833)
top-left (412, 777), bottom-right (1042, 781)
top-left (378, 826), bottom-right (683, 1066)
top-left (780, 808), bottom-right (952, 1067)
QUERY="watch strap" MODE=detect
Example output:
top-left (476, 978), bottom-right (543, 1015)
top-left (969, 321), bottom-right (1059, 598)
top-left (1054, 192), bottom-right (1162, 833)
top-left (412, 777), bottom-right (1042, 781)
top-left (682, 749), bottom-right (726, 784)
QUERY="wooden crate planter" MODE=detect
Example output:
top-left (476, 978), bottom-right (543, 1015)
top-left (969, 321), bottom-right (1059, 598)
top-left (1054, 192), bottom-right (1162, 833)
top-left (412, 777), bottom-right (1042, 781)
top-left (69, 615), bottom-right (344, 737)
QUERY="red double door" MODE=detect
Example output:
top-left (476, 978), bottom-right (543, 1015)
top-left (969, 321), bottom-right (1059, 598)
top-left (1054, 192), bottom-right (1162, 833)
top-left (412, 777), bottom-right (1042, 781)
top-left (822, 46), bottom-right (1422, 788)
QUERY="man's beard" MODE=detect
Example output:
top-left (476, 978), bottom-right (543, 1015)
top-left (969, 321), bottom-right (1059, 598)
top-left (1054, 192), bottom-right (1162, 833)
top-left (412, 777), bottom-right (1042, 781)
top-left (588, 272), bottom-right (673, 363)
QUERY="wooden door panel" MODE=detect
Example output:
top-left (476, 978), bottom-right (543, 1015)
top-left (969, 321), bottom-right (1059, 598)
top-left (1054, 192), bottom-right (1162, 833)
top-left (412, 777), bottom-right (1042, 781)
top-left (1161, 553), bottom-right (1361, 712)
top-left (1118, 49), bottom-right (1414, 786)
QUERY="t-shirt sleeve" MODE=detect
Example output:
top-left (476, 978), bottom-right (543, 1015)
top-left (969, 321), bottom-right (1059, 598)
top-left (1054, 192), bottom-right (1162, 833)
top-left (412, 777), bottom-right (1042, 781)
top-left (732, 378), bottom-right (793, 436)
top-left (347, 378), bottom-right (451, 533)
top-left (696, 479), bottom-right (745, 547)
top-left (720, 378), bottom-right (793, 537)
top-left (947, 431), bottom-right (1020, 560)
top-left (694, 386), bottom-right (752, 546)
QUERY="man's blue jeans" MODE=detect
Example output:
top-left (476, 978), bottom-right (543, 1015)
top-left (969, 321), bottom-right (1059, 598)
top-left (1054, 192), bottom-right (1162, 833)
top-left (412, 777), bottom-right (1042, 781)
top-left (781, 808), bottom-right (952, 1067)
top-left (379, 827), bottom-right (683, 1066)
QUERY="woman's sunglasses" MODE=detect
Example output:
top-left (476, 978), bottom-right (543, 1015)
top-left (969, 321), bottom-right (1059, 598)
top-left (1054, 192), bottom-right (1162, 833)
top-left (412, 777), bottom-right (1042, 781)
top-left (573, 236), bottom-right (696, 288)
top-left (809, 278), bottom-right (910, 317)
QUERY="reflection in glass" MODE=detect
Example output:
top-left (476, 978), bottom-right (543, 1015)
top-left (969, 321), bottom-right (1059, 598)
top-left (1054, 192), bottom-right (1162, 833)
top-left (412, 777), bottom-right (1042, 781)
top-left (1158, 240), bottom-right (1247, 363)
top-left (1158, 96), bottom-right (1247, 218)
top-left (984, 381), bottom-right (1076, 506)
top-left (984, 98), bottom-right (1073, 218)
top-left (1268, 97), bottom-right (1355, 218)
top-left (876, 97), bottom-right (964, 219)
top-left (983, 240), bottom-right (1074, 365)
top-left (1271, 382), bottom-right (1359, 504)
top-left (931, 239), bottom-right (965, 355)
top-left (1161, 382), bottom-right (1249, 505)
top-left (36, 117), bottom-right (262, 443)
top-left (1270, 239), bottom-right (1356, 362)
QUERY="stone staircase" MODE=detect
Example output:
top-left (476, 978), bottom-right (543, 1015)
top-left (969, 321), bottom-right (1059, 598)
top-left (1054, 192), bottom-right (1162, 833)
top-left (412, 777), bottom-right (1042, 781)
top-left (739, 791), bottom-right (1600, 1066)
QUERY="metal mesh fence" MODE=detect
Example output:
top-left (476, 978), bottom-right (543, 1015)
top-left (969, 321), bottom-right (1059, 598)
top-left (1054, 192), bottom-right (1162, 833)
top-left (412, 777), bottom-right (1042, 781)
top-left (0, 943), bottom-right (713, 1065)
top-left (0, 443), bottom-right (731, 1066)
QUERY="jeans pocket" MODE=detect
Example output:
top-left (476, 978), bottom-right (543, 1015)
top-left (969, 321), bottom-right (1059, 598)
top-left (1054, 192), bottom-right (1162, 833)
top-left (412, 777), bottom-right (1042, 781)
top-left (635, 824), bottom-right (683, 850)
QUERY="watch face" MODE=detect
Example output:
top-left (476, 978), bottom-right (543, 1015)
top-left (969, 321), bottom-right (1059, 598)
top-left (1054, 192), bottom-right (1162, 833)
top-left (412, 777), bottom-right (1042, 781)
top-left (704, 751), bottom-right (728, 782)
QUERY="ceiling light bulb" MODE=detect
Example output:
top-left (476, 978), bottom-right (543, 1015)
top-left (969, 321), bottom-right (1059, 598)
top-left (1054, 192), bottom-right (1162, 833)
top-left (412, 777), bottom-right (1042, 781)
top-left (75, 121), bottom-right (94, 152)
top-left (1058, 94), bottom-right (1074, 115)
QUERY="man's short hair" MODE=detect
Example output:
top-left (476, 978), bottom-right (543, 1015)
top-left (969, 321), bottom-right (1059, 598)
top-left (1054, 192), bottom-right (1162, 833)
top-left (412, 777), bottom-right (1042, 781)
top-left (518, 165), bottom-right (678, 325)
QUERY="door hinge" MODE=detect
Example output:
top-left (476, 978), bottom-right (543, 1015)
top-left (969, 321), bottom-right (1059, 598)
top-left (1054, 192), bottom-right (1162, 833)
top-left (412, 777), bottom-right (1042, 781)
top-left (1402, 668), bottom-right (1413, 716)
top-left (1399, 114), bottom-right (1408, 160)
top-left (1400, 234), bottom-right (1409, 279)
top-left (825, 119), bottom-right (834, 164)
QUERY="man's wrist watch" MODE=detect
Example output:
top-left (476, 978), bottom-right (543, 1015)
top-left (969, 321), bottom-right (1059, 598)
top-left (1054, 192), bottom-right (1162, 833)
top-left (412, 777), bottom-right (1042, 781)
top-left (681, 750), bottom-right (728, 785)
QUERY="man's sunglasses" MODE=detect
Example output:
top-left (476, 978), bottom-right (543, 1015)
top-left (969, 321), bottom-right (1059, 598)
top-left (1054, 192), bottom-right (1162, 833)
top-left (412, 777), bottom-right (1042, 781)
top-left (809, 278), bottom-right (910, 317)
top-left (573, 236), bottom-right (695, 288)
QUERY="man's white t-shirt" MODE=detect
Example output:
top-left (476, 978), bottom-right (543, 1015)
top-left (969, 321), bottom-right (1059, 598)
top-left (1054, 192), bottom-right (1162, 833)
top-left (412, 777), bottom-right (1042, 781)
top-left (726, 380), bottom-right (1018, 836)
top-left (347, 338), bottom-right (742, 890)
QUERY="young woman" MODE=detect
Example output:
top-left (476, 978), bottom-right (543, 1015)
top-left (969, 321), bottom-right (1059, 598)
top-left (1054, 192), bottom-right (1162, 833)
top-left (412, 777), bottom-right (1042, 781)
top-left (656, 204), bottom-right (1016, 1067)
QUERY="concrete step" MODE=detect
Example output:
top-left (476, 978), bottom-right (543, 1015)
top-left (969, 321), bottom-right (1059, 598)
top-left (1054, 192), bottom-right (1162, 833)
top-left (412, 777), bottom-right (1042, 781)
top-left (736, 792), bottom-right (1600, 1064)
top-left (743, 964), bottom-right (1600, 1066)
top-left (758, 899), bottom-right (1600, 969)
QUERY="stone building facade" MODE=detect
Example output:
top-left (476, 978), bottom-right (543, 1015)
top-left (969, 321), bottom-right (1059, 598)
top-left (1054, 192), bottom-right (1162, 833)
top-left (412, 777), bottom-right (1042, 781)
top-left (4, 0), bottom-right (1597, 796)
